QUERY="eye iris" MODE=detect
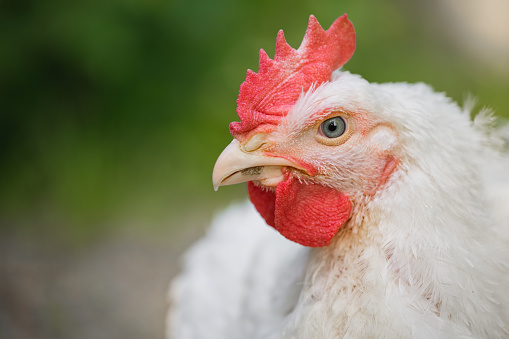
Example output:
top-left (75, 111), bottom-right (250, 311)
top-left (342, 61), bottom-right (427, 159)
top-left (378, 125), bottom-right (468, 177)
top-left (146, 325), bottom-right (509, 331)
top-left (321, 116), bottom-right (346, 138)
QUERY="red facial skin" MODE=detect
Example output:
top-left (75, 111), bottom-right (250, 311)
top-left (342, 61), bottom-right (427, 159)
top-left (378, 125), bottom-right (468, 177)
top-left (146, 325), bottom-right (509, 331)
top-left (243, 114), bottom-right (398, 247)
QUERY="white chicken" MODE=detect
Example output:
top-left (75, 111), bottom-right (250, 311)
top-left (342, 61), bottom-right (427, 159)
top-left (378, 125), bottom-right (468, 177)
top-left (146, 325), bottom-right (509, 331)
top-left (168, 14), bottom-right (509, 338)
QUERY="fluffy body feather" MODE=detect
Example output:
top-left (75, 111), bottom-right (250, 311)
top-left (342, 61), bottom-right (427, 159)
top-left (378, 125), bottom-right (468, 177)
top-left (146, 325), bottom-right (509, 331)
top-left (169, 70), bottom-right (509, 338)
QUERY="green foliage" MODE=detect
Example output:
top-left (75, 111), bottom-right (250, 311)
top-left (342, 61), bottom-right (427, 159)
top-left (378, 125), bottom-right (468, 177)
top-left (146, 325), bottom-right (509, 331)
top-left (0, 0), bottom-right (507, 240)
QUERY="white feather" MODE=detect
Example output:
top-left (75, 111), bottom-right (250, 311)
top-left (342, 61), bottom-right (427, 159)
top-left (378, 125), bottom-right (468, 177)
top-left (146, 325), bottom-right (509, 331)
top-left (168, 71), bottom-right (509, 338)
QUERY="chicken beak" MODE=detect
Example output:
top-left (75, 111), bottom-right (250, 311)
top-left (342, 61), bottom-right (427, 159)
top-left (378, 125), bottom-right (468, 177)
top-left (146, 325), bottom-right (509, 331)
top-left (212, 139), bottom-right (303, 191)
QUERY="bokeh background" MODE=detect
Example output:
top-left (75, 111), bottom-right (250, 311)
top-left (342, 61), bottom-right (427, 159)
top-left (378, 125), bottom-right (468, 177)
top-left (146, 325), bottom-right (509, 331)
top-left (1, 0), bottom-right (508, 338)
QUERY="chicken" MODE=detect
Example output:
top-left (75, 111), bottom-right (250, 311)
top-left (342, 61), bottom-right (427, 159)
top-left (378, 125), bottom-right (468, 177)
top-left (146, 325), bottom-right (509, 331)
top-left (168, 14), bottom-right (509, 338)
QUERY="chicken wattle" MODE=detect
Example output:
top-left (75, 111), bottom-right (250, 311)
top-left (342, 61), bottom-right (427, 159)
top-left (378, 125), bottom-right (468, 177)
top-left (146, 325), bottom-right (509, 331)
top-left (248, 177), bottom-right (352, 247)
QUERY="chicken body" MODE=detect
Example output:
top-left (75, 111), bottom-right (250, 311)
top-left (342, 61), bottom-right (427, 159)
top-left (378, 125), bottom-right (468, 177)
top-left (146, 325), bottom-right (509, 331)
top-left (169, 16), bottom-right (509, 339)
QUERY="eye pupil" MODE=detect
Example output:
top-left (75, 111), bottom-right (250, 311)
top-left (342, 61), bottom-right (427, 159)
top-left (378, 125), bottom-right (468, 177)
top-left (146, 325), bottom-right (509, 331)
top-left (320, 116), bottom-right (346, 138)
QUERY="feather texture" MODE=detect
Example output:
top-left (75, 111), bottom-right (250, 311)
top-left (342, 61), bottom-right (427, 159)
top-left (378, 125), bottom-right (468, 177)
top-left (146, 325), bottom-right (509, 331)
top-left (169, 76), bottom-right (509, 338)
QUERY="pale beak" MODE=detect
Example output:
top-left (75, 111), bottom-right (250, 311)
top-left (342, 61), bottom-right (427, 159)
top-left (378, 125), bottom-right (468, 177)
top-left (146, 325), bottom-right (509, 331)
top-left (212, 139), bottom-right (304, 191)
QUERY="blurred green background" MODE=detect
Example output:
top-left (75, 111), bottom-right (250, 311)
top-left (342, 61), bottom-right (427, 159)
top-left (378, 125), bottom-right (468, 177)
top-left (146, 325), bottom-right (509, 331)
top-left (1, 0), bottom-right (508, 338)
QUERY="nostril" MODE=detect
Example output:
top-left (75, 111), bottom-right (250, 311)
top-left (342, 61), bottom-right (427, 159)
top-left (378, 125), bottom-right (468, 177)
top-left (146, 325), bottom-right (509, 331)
top-left (242, 133), bottom-right (268, 152)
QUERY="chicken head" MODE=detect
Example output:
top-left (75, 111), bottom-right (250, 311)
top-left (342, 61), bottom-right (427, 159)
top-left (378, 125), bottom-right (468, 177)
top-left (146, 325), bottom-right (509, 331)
top-left (213, 15), bottom-right (400, 247)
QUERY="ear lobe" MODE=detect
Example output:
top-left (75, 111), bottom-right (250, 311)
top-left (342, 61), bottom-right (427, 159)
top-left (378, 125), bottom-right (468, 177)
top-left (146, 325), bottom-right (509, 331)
top-left (366, 124), bottom-right (398, 155)
top-left (364, 125), bottom-right (400, 195)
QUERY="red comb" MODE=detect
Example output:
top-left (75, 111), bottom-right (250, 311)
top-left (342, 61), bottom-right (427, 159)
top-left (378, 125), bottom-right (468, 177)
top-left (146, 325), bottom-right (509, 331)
top-left (230, 14), bottom-right (356, 138)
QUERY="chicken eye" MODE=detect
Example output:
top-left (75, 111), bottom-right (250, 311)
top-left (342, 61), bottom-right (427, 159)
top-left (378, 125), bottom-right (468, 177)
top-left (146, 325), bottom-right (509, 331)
top-left (320, 116), bottom-right (346, 138)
